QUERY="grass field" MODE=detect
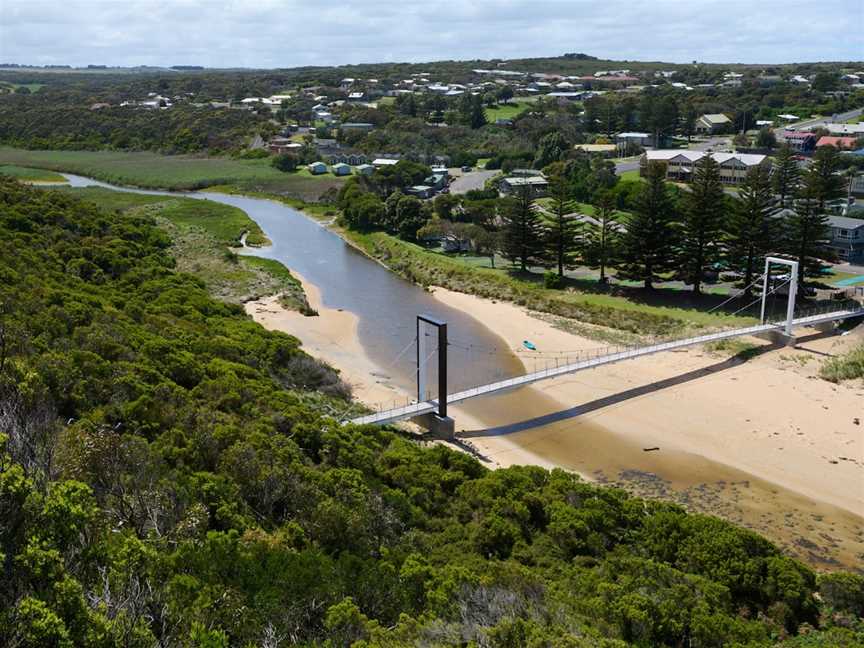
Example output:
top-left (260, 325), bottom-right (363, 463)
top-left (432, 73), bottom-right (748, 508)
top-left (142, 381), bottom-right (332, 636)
top-left (0, 147), bottom-right (345, 200)
top-left (0, 164), bottom-right (67, 182)
top-left (342, 229), bottom-right (756, 339)
top-left (52, 186), bottom-right (309, 310)
top-left (619, 169), bottom-right (642, 182)
top-left (485, 100), bottom-right (533, 122)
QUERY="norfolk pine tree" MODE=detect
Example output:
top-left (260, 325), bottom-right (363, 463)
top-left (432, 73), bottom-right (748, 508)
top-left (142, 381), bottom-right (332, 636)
top-left (619, 161), bottom-right (679, 289)
top-left (584, 190), bottom-right (620, 285)
top-left (726, 165), bottom-right (778, 297)
top-left (680, 155), bottom-right (725, 294)
top-left (501, 184), bottom-right (544, 273)
top-left (772, 145), bottom-right (800, 208)
top-left (785, 171), bottom-right (835, 286)
top-left (543, 173), bottom-right (581, 278)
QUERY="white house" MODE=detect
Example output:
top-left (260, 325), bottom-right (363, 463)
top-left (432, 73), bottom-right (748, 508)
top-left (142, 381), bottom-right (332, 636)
top-left (641, 150), bottom-right (770, 185)
top-left (695, 113), bottom-right (732, 134)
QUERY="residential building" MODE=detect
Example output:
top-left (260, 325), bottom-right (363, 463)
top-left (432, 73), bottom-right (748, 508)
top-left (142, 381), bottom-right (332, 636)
top-left (331, 163), bottom-right (352, 176)
top-left (341, 122), bottom-right (375, 132)
top-left (779, 130), bottom-right (816, 152)
top-left (499, 175), bottom-right (549, 197)
top-left (695, 113), bottom-right (732, 134)
top-left (307, 161), bottom-right (327, 175)
top-left (816, 136), bottom-right (859, 150)
top-left (406, 185), bottom-right (434, 199)
top-left (326, 152), bottom-right (369, 165)
top-left (372, 158), bottom-right (400, 167)
top-left (574, 143), bottom-right (617, 155)
top-left (827, 215), bottom-right (864, 263)
top-left (616, 132), bottom-right (653, 147)
top-left (356, 164), bottom-right (376, 176)
top-left (641, 150), bottom-right (771, 185)
top-left (825, 123), bottom-right (864, 136)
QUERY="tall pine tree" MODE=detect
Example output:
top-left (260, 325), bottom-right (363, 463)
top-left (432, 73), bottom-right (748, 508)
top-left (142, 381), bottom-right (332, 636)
top-left (584, 190), bottom-right (620, 285)
top-left (501, 184), bottom-right (544, 273)
top-left (543, 174), bottom-right (581, 277)
top-left (772, 145), bottom-right (800, 209)
top-left (785, 171), bottom-right (835, 286)
top-left (807, 145), bottom-right (845, 210)
top-left (725, 165), bottom-right (778, 297)
top-left (619, 161), bottom-right (678, 289)
top-left (680, 155), bottom-right (725, 294)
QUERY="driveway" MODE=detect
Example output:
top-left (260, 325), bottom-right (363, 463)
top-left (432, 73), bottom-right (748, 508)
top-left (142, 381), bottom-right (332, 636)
top-left (449, 169), bottom-right (498, 194)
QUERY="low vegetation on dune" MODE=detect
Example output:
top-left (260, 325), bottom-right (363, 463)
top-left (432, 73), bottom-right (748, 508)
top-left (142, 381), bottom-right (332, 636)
top-left (2, 178), bottom-right (863, 646)
top-left (820, 342), bottom-right (864, 383)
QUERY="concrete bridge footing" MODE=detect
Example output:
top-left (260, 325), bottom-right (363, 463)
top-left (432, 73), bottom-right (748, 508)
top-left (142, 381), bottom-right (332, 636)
top-left (412, 413), bottom-right (455, 439)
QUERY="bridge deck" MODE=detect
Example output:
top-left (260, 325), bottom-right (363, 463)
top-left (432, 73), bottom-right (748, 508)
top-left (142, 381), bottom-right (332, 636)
top-left (348, 308), bottom-right (864, 426)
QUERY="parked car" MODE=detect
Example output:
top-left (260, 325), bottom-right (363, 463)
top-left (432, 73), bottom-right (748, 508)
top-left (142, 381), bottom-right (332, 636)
top-left (461, 165), bottom-right (472, 172)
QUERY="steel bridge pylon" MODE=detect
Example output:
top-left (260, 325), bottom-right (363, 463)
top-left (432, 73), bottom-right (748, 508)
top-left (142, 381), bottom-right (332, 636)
top-left (414, 314), bottom-right (454, 437)
top-left (760, 257), bottom-right (798, 336)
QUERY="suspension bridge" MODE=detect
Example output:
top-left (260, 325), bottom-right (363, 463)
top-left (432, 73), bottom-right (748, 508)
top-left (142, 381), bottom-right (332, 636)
top-left (346, 258), bottom-right (864, 430)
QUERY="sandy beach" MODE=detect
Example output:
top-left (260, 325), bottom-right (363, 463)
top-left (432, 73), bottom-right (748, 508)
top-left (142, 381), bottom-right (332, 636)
top-left (247, 277), bottom-right (864, 569)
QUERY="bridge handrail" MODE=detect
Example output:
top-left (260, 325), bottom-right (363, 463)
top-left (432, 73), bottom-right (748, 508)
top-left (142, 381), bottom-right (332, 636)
top-left (349, 306), bottom-right (864, 425)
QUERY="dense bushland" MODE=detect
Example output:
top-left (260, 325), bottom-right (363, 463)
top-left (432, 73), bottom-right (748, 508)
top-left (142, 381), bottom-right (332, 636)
top-left (1, 178), bottom-right (862, 646)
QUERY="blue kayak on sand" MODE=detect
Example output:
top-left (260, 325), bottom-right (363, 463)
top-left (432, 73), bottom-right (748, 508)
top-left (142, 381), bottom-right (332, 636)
top-left (522, 340), bottom-right (537, 351)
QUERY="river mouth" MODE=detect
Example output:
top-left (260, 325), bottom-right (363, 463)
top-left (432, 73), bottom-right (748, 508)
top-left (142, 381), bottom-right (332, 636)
top-left (60, 173), bottom-right (863, 571)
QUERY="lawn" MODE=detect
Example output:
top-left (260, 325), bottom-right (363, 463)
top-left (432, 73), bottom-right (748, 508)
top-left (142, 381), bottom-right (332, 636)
top-left (0, 146), bottom-right (345, 199)
top-left (0, 164), bottom-right (67, 182)
top-left (485, 100), bottom-right (532, 122)
top-left (619, 169), bottom-right (642, 182)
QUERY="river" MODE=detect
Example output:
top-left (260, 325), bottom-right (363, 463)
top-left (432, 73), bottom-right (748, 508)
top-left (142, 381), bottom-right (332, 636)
top-left (60, 174), bottom-right (863, 571)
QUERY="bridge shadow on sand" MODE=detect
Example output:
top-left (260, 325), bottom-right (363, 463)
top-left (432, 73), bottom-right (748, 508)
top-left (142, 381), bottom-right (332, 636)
top-left (457, 330), bottom-right (836, 440)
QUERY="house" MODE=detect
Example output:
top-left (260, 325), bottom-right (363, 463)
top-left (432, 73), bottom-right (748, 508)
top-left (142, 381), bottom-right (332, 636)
top-left (307, 162), bottom-right (327, 175)
top-left (574, 143), bottom-right (617, 156)
top-left (356, 164), bottom-right (376, 176)
top-left (372, 158), bottom-right (400, 167)
top-left (826, 215), bottom-right (864, 263)
top-left (695, 113), bottom-right (732, 134)
top-left (347, 91), bottom-right (365, 101)
top-left (331, 163), bottom-right (352, 176)
top-left (826, 123), bottom-right (864, 136)
top-left (499, 175), bottom-right (549, 197)
top-left (424, 172), bottom-right (448, 191)
top-left (641, 150), bottom-right (771, 185)
top-left (326, 153), bottom-right (369, 165)
top-left (269, 141), bottom-right (302, 154)
top-left (341, 122), bottom-right (375, 132)
top-left (816, 136), bottom-right (859, 151)
top-left (616, 132), bottom-right (653, 148)
top-left (406, 185), bottom-right (434, 199)
top-left (779, 130), bottom-right (816, 152)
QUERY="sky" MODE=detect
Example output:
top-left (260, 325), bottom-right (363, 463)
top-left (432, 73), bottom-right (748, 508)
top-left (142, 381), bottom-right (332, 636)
top-left (1, 0), bottom-right (862, 69)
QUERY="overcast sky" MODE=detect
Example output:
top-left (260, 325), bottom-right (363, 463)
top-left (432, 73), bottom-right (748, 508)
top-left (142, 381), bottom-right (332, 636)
top-left (2, 0), bottom-right (862, 69)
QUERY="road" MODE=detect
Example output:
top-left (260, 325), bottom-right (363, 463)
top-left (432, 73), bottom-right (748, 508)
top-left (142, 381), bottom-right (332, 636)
top-left (777, 107), bottom-right (864, 133)
top-left (449, 168), bottom-right (498, 194)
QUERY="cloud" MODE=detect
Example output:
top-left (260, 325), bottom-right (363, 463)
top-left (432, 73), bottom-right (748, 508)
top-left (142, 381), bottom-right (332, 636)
top-left (1, 0), bottom-right (861, 68)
